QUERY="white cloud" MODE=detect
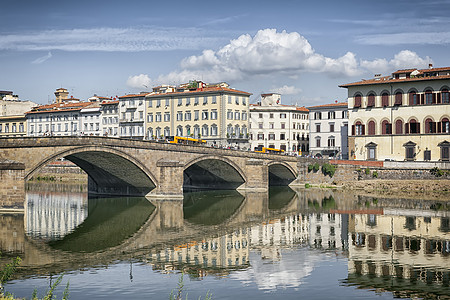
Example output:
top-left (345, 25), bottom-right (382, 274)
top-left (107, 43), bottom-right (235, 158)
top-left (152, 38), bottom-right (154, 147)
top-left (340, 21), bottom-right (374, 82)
top-left (31, 51), bottom-right (52, 64)
top-left (126, 74), bottom-right (151, 89)
top-left (360, 50), bottom-right (432, 74)
top-left (0, 27), bottom-right (223, 52)
top-left (270, 85), bottom-right (302, 95)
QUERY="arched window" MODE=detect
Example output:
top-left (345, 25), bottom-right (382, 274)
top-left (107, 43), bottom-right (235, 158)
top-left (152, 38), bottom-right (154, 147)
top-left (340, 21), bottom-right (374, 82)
top-left (394, 92), bottom-right (403, 106)
top-left (352, 121), bottom-right (365, 136)
top-left (441, 118), bottom-right (449, 133)
top-left (186, 125), bottom-right (191, 136)
top-left (202, 125), bottom-right (209, 137)
top-left (368, 120), bottom-right (376, 135)
top-left (407, 119), bottom-right (420, 134)
top-left (425, 90), bottom-right (434, 104)
top-left (409, 91), bottom-right (418, 106)
top-left (176, 126), bottom-right (183, 136)
top-left (442, 89), bottom-right (449, 104)
top-left (193, 125), bottom-right (200, 138)
top-left (382, 92), bottom-right (389, 107)
top-left (211, 124), bottom-right (218, 136)
top-left (354, 94), bottom-right (362, 108)
top-left (367, 93), bottom-right (375, 107)
top-left (381, 120), bottom-right (392, 135)
top-left (425, 118), bottom-right (436, 133)
top-left (147, 127), bottom-right (153, 139)
top-left (395, 120), bottom-right (403, 134)
top-left (164, 127), bottom-right (170, 137)
top-left (155, 127), bottom-right (161, 138)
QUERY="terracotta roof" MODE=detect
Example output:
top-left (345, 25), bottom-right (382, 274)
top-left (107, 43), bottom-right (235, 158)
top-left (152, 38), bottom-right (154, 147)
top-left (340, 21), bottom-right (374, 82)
top-left (296, 106), bottom-right (309, 112)
top-left (118, 93), bottom-right (148, 98)
top-left (391, 69), bottom-right (418, 74)
top-left (307, 102), bottom-right (348, 109)
top-left (100, 100), bottom-right (119, 105)
top-left (25, 101), bottom-right (93, 114)
top-left (146, 86), bottom-right (252, 97)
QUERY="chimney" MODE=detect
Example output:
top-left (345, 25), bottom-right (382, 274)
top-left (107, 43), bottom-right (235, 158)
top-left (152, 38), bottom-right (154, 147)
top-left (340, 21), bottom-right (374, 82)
top-left (429, 63), bottom-right (433, 69)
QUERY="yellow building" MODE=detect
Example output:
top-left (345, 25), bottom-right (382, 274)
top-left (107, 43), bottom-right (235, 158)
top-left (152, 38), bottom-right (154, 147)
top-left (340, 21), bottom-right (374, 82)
top-left (0, 115), bottom-right (27, 137)
top-left (340, 66), bottom-right (450, 161)
top-left (145, 81), bottom-right (251, 148)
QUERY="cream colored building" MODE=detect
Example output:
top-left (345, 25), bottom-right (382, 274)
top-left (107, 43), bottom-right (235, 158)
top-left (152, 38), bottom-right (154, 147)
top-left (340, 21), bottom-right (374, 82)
top-left (145, 81), bottom-right (251, 148)
top-left (249, 93), bottom-right (309, 154)
top-left (307, 102), bottom-right (348, 159)
top-left (118, 93), bottom-right (147, 139)
top-left (340, 66), bottom-right (450, 161)
top-left (100, 100), bottom-right (119, 137)
top-left (0, 115), bottom-right (27, 137)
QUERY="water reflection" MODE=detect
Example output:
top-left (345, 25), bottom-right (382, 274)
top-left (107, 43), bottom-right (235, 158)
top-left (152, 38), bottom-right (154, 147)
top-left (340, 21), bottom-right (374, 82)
top-left (1, 186), bottom-right (449, 299)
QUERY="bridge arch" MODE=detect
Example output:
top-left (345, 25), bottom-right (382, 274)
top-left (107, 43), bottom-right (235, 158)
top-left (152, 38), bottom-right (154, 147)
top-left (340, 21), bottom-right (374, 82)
top-left (183, 155), bottom-right (247, 190)
top-left (267, 161), bottom-right (298, 186)
top-left (27, 146), bottom-right (157, 196)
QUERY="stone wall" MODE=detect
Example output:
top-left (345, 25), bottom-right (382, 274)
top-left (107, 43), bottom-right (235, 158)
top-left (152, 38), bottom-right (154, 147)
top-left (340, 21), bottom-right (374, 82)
top-left (0, 160), bottom-right (25, 209)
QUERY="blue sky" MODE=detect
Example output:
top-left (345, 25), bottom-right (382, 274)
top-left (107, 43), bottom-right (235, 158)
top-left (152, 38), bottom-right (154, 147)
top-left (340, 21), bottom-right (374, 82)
top-left (1, 0), bottom-right (449, 106)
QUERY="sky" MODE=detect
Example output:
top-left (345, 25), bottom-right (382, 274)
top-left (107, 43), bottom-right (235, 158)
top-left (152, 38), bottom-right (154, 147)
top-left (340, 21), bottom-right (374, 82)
top-left (1, 0), bottom-right (449, 106)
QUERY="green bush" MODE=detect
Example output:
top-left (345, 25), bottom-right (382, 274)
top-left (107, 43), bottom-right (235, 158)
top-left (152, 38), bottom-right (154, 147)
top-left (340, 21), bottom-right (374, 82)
top-left (308, 163), bottom-right (320, 173)
top-left (322, 163), bottom-right (336, 177)
top-left (365, 167), bottom-right (370, 175)
top-left (372, 171), bottom-right (378, 178)
top-left (430, 167), bottom-right (445, 177)
top-left (305, 183), bottom-right (311, 188)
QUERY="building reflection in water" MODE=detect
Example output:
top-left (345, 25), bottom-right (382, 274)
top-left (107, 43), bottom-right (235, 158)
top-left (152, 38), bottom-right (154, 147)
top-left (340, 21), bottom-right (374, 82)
top-left (25, 191), bottom-right (88, 240)
top-left (2, 186), bottom-right (449, 297)
top-left (346, 208), bottom-right (450, 298)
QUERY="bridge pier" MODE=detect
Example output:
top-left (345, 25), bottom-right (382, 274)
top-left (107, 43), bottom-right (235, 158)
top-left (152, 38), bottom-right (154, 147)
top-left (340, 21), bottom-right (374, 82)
top-left (239, 159), bottom-right (269, 191)
top-left (0, 161), bottom-right (25, 210)
top-left (147, 160), bottom-right (184, 199)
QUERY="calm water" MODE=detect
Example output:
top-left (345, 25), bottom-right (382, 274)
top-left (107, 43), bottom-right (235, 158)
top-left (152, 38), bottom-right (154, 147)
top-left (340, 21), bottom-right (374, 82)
top-left (1, 186), bottom-right (449, 299)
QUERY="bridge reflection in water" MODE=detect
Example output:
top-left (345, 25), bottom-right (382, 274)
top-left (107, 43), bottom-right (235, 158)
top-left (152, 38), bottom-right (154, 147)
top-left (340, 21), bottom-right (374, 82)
top-left (0, 187), bottom-right (449, 299)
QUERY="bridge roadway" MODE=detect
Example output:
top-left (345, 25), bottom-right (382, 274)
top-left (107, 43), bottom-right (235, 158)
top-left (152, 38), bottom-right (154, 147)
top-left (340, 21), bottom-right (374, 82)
top-left (0, 137), bottom-right (301, 208)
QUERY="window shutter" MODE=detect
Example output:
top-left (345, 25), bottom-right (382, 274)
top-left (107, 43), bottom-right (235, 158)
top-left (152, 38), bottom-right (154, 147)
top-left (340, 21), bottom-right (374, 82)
top-left (352, 125), bottom-right (355, 136)
top-left (437, 93), bottom-right (441, 104)
top-left (405, 123), bottom-right (409, 134)
top-left (417, 123), bottom-right (421, 133)
top-left (420, 94), bottom-right (424, 105)
top-left (432, 93), bottom-right (436, 104)
top-left (409, 93), bottom-right (414, 105)
top-left (362, 125), bottom-right (365, 135)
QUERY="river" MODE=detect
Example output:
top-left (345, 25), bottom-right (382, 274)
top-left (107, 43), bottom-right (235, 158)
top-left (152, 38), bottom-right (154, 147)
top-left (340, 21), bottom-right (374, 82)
top-left (1, 185), bottom-right (449, 299)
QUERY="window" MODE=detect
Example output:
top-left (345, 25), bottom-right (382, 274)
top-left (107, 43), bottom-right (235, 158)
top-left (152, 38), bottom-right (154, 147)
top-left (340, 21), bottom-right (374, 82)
top-left (211, 110), bottom-right (217, 120)
top-left (368, 120), bottom-right (375, 135)
top-left (328, 137), bottom-right (335, 147)
top-left (139, 111), bottom-right (143, 120)
top-left (163, 113), bottom-right (170, 122)
top-left (328, 111), bottom-right (335, 119)
top-left (242, 97), bottom-right (246, 105)
top-left (186, 97), bottom-right (191, 106)
top-left (202, 125), bottom-right (209, 136)
top-left (381, 120), bottom-right (392, 134)
top-left (354, 95), bottom-right (362, 108)
top-left (176, 126), bottom-right (183, 136)
top-left (382, 92), bottom-right (389, 107)
top-left (185, 111), bottom-right (191, 121)
top-left (258, 123), bottom-right (263, 129)
top-left (177, 111), bottom-right (183, 121)
top-left (178, 98), bottom-right (182, 106)
top-left (242, 111), bottom-right (247, 120)
top-left (212, 96), bottom-right (217, 104)
top-left (194, 110), bottom-right (199, 121)
top-left (316, 138), bottom-right (321, 148)
top-left (407, 119), bottom-right (420, 134)
top-left (441, 118), bottom-right (449, 133)
top-left (409, 92), bottom-right (418, 105)
top-left (425, 118), bottom-right (436, 133)
top-left (269, 123), bottom-right (274, 129)
top-left (259, 113), bottom-right (263, 118)
top-left (366, 142), bottom-right (377, 160)
top-left (314, 112), bottom-right (321, 120)
top-left (395, 119), bottom-right (403, 134)
top-left (211, 125), bottom-right (218, 136)
top-left (280, 133), bottom-right (285, 140)
top-left (425, 90), bottom-right (433, 104)
top-left (268, 133), bottom-right (275, 140)
top-left (234, 111), bottom-right (240, 120)
top-left (257, 133), bottom-right (264, 140)
top-left (353, 121), bottom-right (365, 136)
top-left (19, 123), bottom-right (24, 132)
top-left (227, 110), bottom-right (233, 120)
top-left (342, 110), bottom-right (347, 119)
top-left (203, 97), bottom-right (207, 105)
top-left (228, 96), bottom-right (232, 104)
top-left (394, 92), bottom-right (403, 105)
top-left (367, 93), bottom-right (375, 107)
top-left (281, 123), bottom-right (285, 129)
top-left (442, 89), bottom-right (450, 104)
top-left (330, 123), bottom-right (335, 132)
top-left (269, 113), bottom-right (273, 118)
top-left (280, 113), bottom-right (287, 119)
top-left (404, 141), bottom-right (416, 161)
top-left (156, 99), bottom-right (161, 107)
top-left (438, 141), bottom-right (450, 161)
top-left (194, 97), bottom-right (199, 105)
top-left (202, 110), bottom-right (208, 120)
top-left (316, 124), bottom-right (320, 133)
top-left (424, 150), bottom-right (431, 161)
top-left (156, 112), bottom-right (162, 122)
top-left (235, 97), bottom-right (239, 105)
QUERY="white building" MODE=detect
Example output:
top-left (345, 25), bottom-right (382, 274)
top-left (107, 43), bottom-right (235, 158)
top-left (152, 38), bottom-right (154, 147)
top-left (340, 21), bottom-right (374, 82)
top-left (249, 93), bottom-right (309, 154)
top-left (100, 100), bottom-right (119, 137)
top-left (118, 93), bottom-right (147, 139)
top-left (80, 101), bottom-right (102, 136)
top-left (307, 102), bottom-right (348, 159)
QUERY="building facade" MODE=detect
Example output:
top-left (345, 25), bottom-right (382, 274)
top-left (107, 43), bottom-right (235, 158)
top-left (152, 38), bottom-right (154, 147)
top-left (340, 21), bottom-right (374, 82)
top-left (118, 93), bottom-right (146, 139)
top-left (249, 93), bottom-right (309, 154)
top-left (307, 102), bottom-right (348, 159)
top-left (0, 115), bottom-right (27, 137)
top-left (145, 81), bottom-right (251, 148)
top-left (100, 100), bottom-right (119, 137)
top-left (340, 66), bottom-right (450, 161)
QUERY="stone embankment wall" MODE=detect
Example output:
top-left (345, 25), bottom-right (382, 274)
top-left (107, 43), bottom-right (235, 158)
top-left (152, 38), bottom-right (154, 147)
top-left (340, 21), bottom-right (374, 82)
top-left (0, 160), bottom-right (25, 209)
top-left (298, 158), bottom-right (450, 193)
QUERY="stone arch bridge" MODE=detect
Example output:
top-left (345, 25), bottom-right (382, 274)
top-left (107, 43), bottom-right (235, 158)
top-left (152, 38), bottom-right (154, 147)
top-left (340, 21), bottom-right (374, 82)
top-left (0, 137), bottom-right (300, 207)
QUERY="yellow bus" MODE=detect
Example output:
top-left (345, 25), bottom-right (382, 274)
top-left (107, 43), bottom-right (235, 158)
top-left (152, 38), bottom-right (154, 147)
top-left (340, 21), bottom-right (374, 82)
top-left (167, 136), bottom-right (206, 146)
top-left (254, 146), bottom-right (284, 154)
